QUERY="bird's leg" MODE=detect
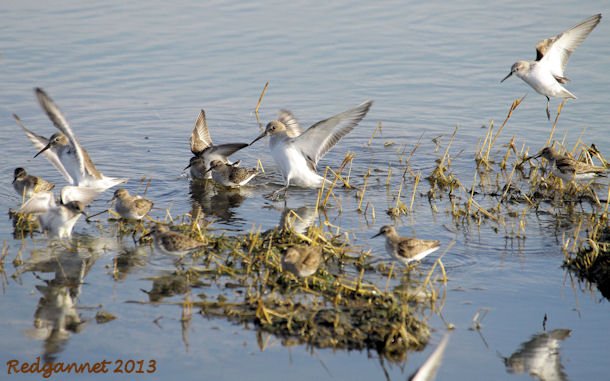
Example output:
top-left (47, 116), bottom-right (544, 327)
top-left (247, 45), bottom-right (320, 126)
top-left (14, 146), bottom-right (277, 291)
top-left (266, 179), bottom-right (290, 201)
top-left (546, 96), bottom-right (551, 121)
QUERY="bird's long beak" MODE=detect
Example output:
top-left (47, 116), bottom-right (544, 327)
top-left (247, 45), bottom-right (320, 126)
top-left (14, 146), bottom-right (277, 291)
top-left (203, 167), bottom-right (213, 175)
top-left (34, 142), bottom-right (52, 158)
top-left (11, 177), bottom-right (17, 184)
top-left (249, 131), bottom-right (267, 146)
top-left (371, 231), bottom-right (383, 239)
top-left (500, 71), bottom-right (513, 83)
top-left (183, 162), bottom-right (192, 171)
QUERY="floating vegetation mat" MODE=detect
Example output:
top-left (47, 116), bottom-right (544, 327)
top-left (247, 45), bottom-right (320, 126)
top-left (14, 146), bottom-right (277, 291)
top-left (563, 218), bottom-right (610, 300)
top-left (133, 224), bottom-right (445, 363)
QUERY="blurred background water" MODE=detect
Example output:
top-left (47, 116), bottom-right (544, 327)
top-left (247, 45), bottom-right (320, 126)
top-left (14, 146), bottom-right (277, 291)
top-left (1, 0), bottom-right (609, 380)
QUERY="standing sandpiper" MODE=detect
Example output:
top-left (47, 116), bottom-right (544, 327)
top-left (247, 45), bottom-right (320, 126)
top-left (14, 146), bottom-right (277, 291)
top-left (13, 167), bottom-right (55, 199)
top-left (501, 14), bottom-right (602, 120)
top-left (282, 245), bottom-right (323, 278)
top-left (185, 109), bottom-right (248, 179)
top-left (204, 159), bottom-right (258, 188)
top-left (14, 89), bottom-right (128, 190)
top-left (249, 100), bottom-right (373, 199)
top-left (372, 225), bottom-right (441, 264)
top-left (532, 146), bottom-right (607, 182)
top-left (144, 225), bottom-right (205, 256)
top-left (112, 188), bottom-right (154, 220)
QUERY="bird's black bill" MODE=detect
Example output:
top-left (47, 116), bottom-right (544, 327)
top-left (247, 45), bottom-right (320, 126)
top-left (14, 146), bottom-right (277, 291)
top-left (500, 71), bottom-right (513, 83)
top-left (183, 162), bottom-right (192, 171)
top-left (249, 132), bottom-right (266, 146)
top-left (34, 143), bottom-right (52, 158)
top-left (371, 232), bottom-right (383, 239)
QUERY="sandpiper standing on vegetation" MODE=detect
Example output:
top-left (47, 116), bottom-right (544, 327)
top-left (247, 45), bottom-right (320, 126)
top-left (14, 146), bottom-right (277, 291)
top-left (501, 14), bottom-right (601, 120)
top-left (372, 225), bottom-right (441, 264)
top-left (249, 100), bottom-right (373, 199)
top-left (14, 89), bottom-right (128, 191)
top-left (112, 188), bottom-right (154, 220)
top-left (13, 167), bottom-right (55, 199)
top-left (144, 225), bottom-right (205, 256)
top-left (204, 159), bottom-right (258, 188)
top-left (282, 245), bottom-right (323, 278)
top-left (185, 109), bottom-right (248, 180)
top-left (531, 146), bottom-right (607, 182)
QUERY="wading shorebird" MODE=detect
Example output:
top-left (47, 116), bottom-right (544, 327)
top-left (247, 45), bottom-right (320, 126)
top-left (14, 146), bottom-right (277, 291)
top-left (204, 159), bottom-right (258, 188)
top-left (282, 245), bottom-right (323, 278)
top-left (14, 88), bottom-right (128, 191)
top-left (143, 225), bottom-right (205, 256)
top-left (185, 109), bottom-right (248, 180)
top-left (531, 146), bottom-right (607, 182)
top-left (19, 192), bottom-right (91, 239)
top-left (249, 100), bottom-right (373, 199)
top-left (501, 14), bottom-right (601, 120)
top-left (13, 167), bottom-right (55, 199)
top-left (372, 225), bottom-right (441, 264)
top-left (111, 188), bottom-right (154, 220)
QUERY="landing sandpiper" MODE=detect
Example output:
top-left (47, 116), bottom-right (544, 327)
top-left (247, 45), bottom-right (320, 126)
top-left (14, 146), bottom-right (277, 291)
top-left (501, 14), bottom-right (601, 119)
top-left (249, 100), bottom-right (373, 199)
top-left (14, 88), bottom-right (127, 190)
top-left (186, 109), bottom-right (248, 179)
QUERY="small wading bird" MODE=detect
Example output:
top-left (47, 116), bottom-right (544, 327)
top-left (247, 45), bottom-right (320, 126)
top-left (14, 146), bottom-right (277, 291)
top-left (14, 88), bottom-right (128, 191)
top-left (185, 109), bottom-right (248, 180)
top-left (501, 14), bottom-right (602, 120)
top-left (531, 146), bottom-right (607, 182)
top-left (18, 186), bottom-right (99, 238)
top-left (204, 159), bottom-right (258, 188)
top-left (111, 188), bottom-right (154, 220)
top-left (282, 245), bottom-right (322, 278)
top-left (249, 100), bottom-right (373, 199)
top-left (143, 225), bottom-right (205, 256)
top-left (372, 225), bottom-right (441, 264)
top-left (13, 167), bottom-right (55, 199)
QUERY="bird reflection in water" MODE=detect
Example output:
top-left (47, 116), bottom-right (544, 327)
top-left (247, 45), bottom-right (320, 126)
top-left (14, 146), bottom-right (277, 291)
top-left (16, 246), bottom-right (99, 362)
top-left (188, 180), bottom-right (248, 224)
top-left (502, 329), bottom-right (571, 381)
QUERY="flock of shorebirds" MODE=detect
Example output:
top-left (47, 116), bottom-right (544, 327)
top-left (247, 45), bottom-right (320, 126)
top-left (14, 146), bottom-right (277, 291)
top-left (10, 14), bottom-right (607, 277)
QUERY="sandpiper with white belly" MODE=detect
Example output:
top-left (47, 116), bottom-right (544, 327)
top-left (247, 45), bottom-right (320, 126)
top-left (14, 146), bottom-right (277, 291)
top-left (501, 14), bottom-right (602, 120)
top-left (14, 88), bottom-right (128, 191)
top-left (372, 225), bottom-right (441, 264)
top-left (249, 100), bottom-right (373, 199)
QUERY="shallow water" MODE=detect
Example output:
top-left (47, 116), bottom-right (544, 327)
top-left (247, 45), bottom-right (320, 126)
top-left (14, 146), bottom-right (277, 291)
top-left (1, 0), bottom-right (609, 380)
